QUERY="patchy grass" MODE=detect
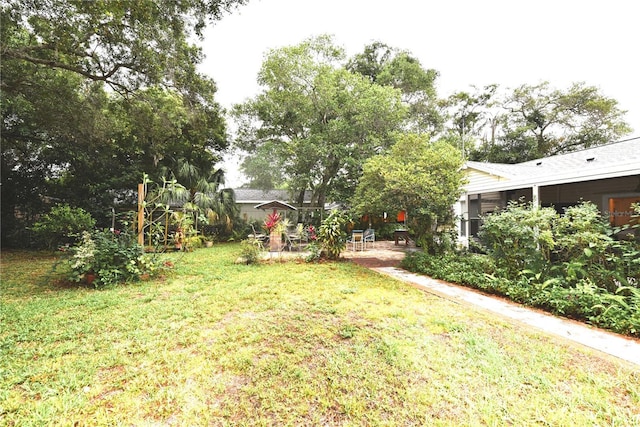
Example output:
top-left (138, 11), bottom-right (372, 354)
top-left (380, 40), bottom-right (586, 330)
top-left (1, 245), bottom-right (639, 426)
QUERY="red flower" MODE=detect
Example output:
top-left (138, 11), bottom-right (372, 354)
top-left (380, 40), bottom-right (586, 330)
top-left (264, 212), bottom-right (281, 233)
top-left (307, 225), bottom-right (317, 241)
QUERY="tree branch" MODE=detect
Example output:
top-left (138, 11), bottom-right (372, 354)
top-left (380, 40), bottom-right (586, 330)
top-left (3, 47), bottom-right (136, 93)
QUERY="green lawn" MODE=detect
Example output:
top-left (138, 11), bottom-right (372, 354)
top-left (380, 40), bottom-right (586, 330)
top-left (1, 245), bottom-right (639, 426)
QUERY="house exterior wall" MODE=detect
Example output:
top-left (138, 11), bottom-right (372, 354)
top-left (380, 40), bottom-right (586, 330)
top-left (457, 174), bottom-right (640, 247)
top-left (464, 169), bottom-right (510, 193)
top-left (457, 140), bottom-right (640, 247)
top-left (234, 189), bottom-right (319, 223)
top-left (239, 206), bottom-right (273, 222)
top-left (238, 204), bottom-right (324, 224)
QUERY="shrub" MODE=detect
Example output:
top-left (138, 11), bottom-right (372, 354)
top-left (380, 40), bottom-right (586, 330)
top-left (317, 210), bottom-right (349, 260)
top-left (402, 200), bottom-right (640, 337)
top-left (304, 241), bottom-right (322, 263)
top-left (551, 202), bottom-right (623, 290)
top-left (239, 238), bottom-right (264, 264)
top-left (591, 285), bottom-right (640, 335)
top-left (32, 204), bottom-right (96, 249)
top-left (401, 251), bottom-right (497, 291)
top-left (478, 201), bottom-right (556, 276)
top-left (62, 229), bottom-right (162, 287)
top-left (553, 202), bottom-right (609, 261)
top-left (540, 279), bottom-right (603, 319)
top-left (478, 200), bottom-right (640, 289)
top-left (185, 234), bottom-right (206, 249)
top-left (607, 203), bottom-right (640, 288)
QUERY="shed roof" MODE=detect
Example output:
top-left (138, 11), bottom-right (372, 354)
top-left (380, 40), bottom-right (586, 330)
top-left (254, 200), bottom-right (297, 211)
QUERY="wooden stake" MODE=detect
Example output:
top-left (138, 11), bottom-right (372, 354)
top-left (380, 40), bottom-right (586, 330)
top-left (137, 183), bottom-right (144, 246)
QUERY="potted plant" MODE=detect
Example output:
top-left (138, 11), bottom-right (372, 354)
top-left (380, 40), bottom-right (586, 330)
top-left (174, 227), bottom-right (185, 251)
top-left (203, 230), bottom-right (215, 247)
top-left (264, 211), bottom-right (282, 251)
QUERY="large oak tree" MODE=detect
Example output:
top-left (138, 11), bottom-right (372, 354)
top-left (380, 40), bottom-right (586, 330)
top-left (0, 0), bottom-right (246, 246)
top-left (233, 35), bottom-right (407, 208)
top-left (347, 41), bottom-right (444, 134)
top-left (1, 0), bottom-right (246, 94)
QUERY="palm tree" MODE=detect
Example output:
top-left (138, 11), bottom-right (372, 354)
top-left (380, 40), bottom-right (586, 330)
top-left (166, 159), bottom-right (239, 236)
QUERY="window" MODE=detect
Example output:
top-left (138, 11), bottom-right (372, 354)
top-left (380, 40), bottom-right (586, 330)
top-left (608, 197), bottom-right (640, 227)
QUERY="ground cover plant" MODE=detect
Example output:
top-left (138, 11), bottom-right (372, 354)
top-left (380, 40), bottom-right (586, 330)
top-left (1, 245), bottom-right (639, 425)
top-left (402, 201), bottom-right (640, 336)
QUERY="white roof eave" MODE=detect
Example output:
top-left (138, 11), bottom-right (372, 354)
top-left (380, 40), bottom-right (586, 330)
top-left (463, 163), bottom-right (640, 194)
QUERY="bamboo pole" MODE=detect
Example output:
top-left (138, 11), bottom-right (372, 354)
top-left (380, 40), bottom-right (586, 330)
top-left (164, 212), bottom-right (169, 247)
top-left (137, 183), bottom-right (144, 246)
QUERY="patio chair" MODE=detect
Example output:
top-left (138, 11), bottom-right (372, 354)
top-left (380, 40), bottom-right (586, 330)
top-left (286, 223), bottom-right (307, 251)
top-left (363, 228), bottom-right (375, 249)
top-left (348, 229), bottom-right (364, 251)
top-left (283, 231), bottom-right (297, 251)
top-left (249, 224), bottom-right (268, 243)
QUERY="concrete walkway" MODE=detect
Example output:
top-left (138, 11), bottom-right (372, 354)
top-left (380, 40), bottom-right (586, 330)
top-left (372, 266), bottom-right (640, 367)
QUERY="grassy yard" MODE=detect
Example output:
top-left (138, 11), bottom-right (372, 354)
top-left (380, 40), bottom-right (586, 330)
top-left (1, 245), bottom-right (639, 426)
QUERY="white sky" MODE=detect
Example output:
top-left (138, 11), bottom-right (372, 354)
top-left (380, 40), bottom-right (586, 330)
top-left (199, 0), bottom-right (640, 186)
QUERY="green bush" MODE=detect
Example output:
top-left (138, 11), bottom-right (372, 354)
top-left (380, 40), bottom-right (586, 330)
top-left (478, 201), bottom-right (556, 276)
top-left (31, 204), bottom-right (96, 249)
top-left (591, 285), bottom-right (640, 335)
top-left (541, 279), bottom-right (604, 318)
top-left (402, 252), bottom-right (497, 291)
top-left (61, 229), bottom-right (162, 287)
top-left (185, 234), bottom-right (206, 249)
top-left (304, 241), bottom-right (322, 263)
top-left (402, 244), bottom-right (640, 336)
top-left (551, 202), bottom-right (624, 291)
top-left (317, 210), bottom-right (349, 260)
top-left (553, 202), bottom-right (609, 261)
top-left (239, 238), bottom-right (264, 264)
top-left (479, 200), bottom-right (640, 290)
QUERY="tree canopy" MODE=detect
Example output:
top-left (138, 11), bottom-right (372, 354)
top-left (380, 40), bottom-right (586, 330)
top-left (1, 0), bottom-right (246, 246)
top-left (352, 133), bottom-right (466, 253)
top-left (2, 7), bottom-right (634, 249)
top-left (1, 0), bottom-right (246, 94)
top-left (347, 41), bottom-right (443, 134)
top-left (233, 35), bottom-right (407, 207)
top-left (446, 82), bottom-right (632, 163)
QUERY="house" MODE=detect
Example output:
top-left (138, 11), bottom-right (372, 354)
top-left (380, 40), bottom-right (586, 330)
top-left (233, 188), bottom-right (318, 223)
top-left (456, 137), bottom-right (640, 247)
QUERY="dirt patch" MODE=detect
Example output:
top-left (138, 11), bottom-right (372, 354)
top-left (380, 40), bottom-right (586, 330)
top-left (348, 256), bottom-right (403, 268)
top-left (342, 240), bottom-right (415, 268)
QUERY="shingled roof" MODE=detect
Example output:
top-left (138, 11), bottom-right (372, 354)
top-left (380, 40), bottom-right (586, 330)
top-left (233, 188), bottom-right (313, 204)
top-left (464, 138), bottom-right (640, 193)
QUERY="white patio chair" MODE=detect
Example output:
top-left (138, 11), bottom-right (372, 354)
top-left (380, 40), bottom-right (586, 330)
top-left (349, 230), bottom-right (364, 251)
top-left (363, 228), bottom-right (375, 249)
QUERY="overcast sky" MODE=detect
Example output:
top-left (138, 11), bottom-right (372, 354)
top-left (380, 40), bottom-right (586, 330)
top-left (199, 0), bottom-right (639, 185)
